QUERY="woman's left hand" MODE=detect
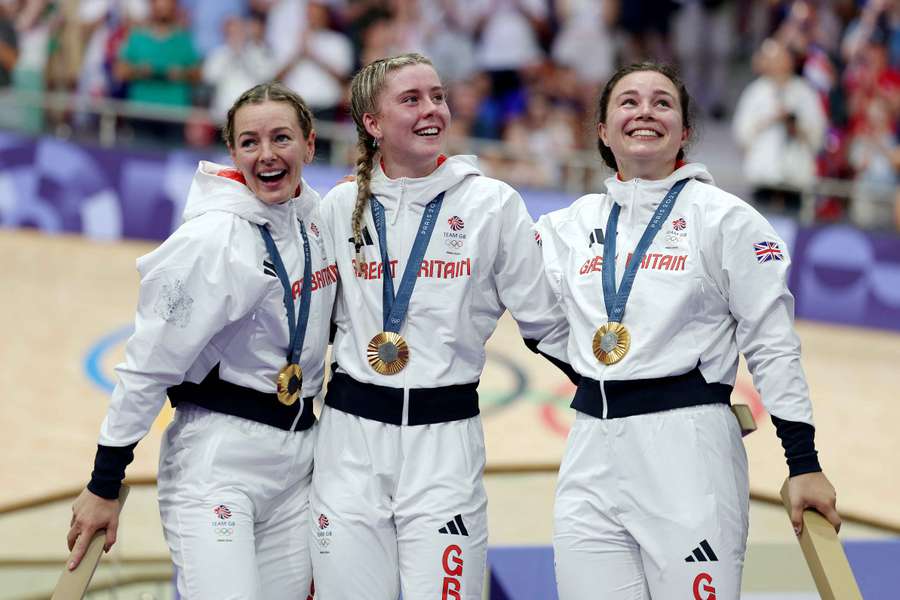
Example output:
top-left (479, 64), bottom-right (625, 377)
top-left (787, 471), bottom-right (841, 535)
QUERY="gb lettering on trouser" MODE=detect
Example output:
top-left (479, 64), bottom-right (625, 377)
top-left (441, 544), bottom-right (464, 600)
top-left (693, 572), bottom-right (717, 600)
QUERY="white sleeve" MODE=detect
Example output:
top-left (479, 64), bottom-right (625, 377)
top-left (493, 187), bottom-right (570, 364)
top-left (705, 203), bottom-right (813, 425)
top-left (534, 213), bottom-right (564, 303)
top-left (98, 216), bottom-right (267, 447)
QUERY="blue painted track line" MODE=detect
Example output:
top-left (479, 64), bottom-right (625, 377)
top-left (83, 325), bottom-right (133, 393)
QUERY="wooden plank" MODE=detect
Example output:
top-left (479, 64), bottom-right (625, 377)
top-left (51, 486), bottom-right (131, 600)
top-left (731, 403), bottom-right (757, 436)
top-left (779, 479), bottom-right (862, 600)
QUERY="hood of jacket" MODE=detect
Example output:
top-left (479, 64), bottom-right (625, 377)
top-left (368, 155), bottom-right (483, 212)
top-left (182, 161), bottom-right (319, 235)
top-left (603, 162), bottom-right (715, 224)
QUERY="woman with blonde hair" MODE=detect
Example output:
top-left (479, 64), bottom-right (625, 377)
top-left (311, 53), bottom-right (572, 599)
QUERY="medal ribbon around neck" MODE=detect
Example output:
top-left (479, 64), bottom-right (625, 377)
top-left (367, 192), bottom-right (445, 375)
top-left (258, 220), bottom-right (312, 404)
top-left (595, 178), bottom-right (688, 364)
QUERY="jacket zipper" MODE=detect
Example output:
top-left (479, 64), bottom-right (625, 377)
top-left (398, 179), bottom-right (411, 426)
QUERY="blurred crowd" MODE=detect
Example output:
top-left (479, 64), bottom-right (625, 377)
top-left (0, 0), bottom-right (897, 228)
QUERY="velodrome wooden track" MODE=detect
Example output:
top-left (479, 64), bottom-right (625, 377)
top-left (2, 229), bottom-right (899, 532)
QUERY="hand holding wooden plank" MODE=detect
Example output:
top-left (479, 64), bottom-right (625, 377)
top-left (780, 477), bottom-right (860, 600)
top-left (54, 485), bottom-right (130, 600)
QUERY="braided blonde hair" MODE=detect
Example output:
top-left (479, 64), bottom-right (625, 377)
top-left (348, 52), bottom-right (434, 271)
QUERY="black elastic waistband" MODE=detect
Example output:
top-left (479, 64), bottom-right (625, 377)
top-left (325, 368), bottom-right (479, 426)
top-left (167, 364), bottom-right (315, 432)
top-left (572, 366), bottom-right (732, 419)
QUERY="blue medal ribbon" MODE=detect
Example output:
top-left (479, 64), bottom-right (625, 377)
top-left (258, 220), bottom-right (312, 364)
top-left (370, 192), bottom-right (445, 332)
top-left (602, 179), bottom-right (688, 322)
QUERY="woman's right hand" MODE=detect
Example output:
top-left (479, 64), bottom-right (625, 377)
top-left (66, 488), bottom-right (121, 570)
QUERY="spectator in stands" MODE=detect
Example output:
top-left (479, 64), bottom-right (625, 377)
top-left (73, 1), bottom-right (139, 130)
top-left (673, 0), bottom-right (735, 120)
top-left (843, 36), bottom-right (900, 132)
top-left (357, 11), bottom-right (401, 72)
top-left (499, 90), bottom-right (577, 187)
top-left (616, 0), bottom-right (681, 64)
top-left (471, 0), bottom-right (549, 111)
top-left (733, 37), bottom-right (826, 214)
top-left (0, 3), bottom-right (18, 89)
top-left (848, 95), bottom-right (899, 230)
top-left (276, 0), bottom-right (353, 124)
top-left (179, 0), bottom-right (243, 59)
top-left (339, 0), bottom-right (391, 68)
top-left (115, 0), bottom-right (200, 144)
top-left (418, 0), bottom-right (477, 84)
top-left (446, 73), bottom-right (503, 146)
top-left (203, 14), bottom-right (276, 125)
top-left (551, 0), bottom-right (616, 100)
top-left (842, 0), bottom-right (900, 69)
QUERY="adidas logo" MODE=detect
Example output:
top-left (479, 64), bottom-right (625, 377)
top-left (263, 260), bottom-right (276, 278)
top-left (588, 228), bottom-right (605, 246)
top-left (685, 539), bottom-right (718, 562)
top-left (348, 227), bottom-right (374, 247)
top-left (438, 514), bottom-right (469, 537)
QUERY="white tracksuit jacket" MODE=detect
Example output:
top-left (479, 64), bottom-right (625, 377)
top-left (321, 155), bottom-right (569, 399)
top-left (535, 162), bottom-right (814, 428)
top-left (92, 161), bottom-right (336, 486)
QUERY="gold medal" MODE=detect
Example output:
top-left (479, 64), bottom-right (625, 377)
top-left (367, 331), bottom-right (410, 375)
top-left (276, 363), bottom-right (303, 406)
top-left (592, 322), bottom-right (631, 365)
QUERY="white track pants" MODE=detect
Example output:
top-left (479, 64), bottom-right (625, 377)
top-left (157, 405), bottom-right (316, 600)
top-left (554, 404), bottom-right (749, 600)
top-left (310, 405), bottom-right (488, 600)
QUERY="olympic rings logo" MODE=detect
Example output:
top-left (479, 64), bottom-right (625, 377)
top-left (445, 239), bottom-right (464, 249)
top-left (214, 527), bottom-right (234, 536)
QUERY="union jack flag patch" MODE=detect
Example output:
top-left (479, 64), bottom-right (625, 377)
top-left (754, 241), bottom-right (783, 262)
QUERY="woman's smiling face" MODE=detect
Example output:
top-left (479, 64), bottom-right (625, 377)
top-left (229, 100), bottom-right (315, 204)
top-left (598, 70), bottom-right (689, 181)
top-left (363, 63), bottom-right (450, 179)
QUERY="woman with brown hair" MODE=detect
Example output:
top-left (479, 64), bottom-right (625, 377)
top-left (537, 62), bottom-right (840, 599)
top-left (66, 82), bottom-right (334, 599)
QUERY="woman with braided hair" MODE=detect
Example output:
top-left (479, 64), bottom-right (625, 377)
top-left (311, 52), bottom-right (572, 599)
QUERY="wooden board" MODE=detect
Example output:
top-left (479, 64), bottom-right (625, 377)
top-left (779, 479), bottom-right (862, 600)
top-left (51, 485), bottom-right (130, 600)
